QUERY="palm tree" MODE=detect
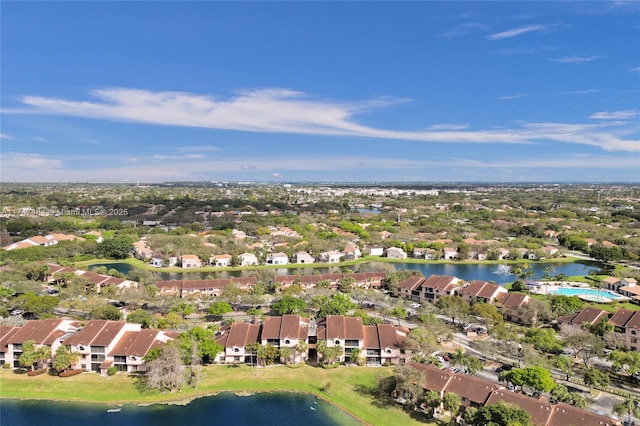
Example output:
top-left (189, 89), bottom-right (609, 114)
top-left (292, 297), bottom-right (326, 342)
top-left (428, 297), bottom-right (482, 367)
top-left (614, 398), bottom-right (640, 426)
top-left (450, 348), bottom-right (466, 370)
top-left (279, 346), bottom-right (292, 365)
top-left (295, 340), bottom-right (308, 364)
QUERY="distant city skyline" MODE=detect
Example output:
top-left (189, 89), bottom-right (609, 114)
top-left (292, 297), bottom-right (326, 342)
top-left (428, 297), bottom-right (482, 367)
top-left (1, 2), bottom-right (639, 183)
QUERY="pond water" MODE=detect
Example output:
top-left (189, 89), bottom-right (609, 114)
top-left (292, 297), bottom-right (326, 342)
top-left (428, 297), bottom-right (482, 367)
top-left (88, 260), bottom-right (604, 285)
top-left (0, 392), bottom-right (361, 426)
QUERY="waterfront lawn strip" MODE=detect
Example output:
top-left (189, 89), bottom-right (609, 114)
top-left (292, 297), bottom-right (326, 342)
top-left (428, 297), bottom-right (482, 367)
top-left (0, 366), bottom-right (433, 426)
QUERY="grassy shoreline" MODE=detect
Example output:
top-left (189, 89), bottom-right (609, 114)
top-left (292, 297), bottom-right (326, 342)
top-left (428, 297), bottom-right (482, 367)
top-left (0, 365), bottom-right (436, 426)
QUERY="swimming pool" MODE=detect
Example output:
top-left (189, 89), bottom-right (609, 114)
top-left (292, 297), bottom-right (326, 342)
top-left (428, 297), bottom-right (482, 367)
top-left (549, 287), bottom-right (625, 300)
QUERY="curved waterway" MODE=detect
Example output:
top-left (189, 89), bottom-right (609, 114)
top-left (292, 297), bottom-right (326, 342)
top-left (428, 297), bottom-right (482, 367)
top-left (89, 260), bottom-right (604, 284)
top-left (0, 392), bottom-right (361, 426)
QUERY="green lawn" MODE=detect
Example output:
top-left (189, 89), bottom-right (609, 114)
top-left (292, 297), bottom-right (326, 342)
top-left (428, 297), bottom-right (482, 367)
top-left (0, 366), bottom-right (438, 426)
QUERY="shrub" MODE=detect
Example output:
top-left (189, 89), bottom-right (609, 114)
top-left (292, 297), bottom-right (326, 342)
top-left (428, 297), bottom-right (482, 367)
top-left (107, 366), bottom-right (118, 376)
top-left (59, 369), bottom-right (83, 378)
top-left (2, 363), bottom-right (10, 369)
top-left (27, 369), bottom-right (46, 377)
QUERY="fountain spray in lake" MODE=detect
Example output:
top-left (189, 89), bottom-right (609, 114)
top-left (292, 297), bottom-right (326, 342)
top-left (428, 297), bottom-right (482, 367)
top-left (495, 264), bottom-right (511, 275)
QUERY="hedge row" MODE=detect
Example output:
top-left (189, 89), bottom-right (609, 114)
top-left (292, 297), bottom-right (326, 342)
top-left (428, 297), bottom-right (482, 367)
top-left (59, 369), bottom-right (83, 378)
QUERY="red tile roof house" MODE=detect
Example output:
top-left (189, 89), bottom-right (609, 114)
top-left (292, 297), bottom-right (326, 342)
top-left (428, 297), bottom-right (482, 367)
top-left (362, 323), bottom-right (409, 366)
top-left (398, 274), bottom-right (462, 304)
top-left (45, 263), bottom-right (138, 293)
top-left (180, 254), bottom-right (202, 268)
top-left (397, 275), bottom-right (461, 304)
top-left (342, 244), bottom-right (361, 260)
top-left (291, 251), bottom-right (315, 264)
top-left (495, 292), bottom-right (530, 323)
top-left (409, 363), bottom-right (619, 426)
top-left (315, 315), bottom-right (364, 364)
top-left (608, 308), bottom-right (640, 352)
top-left (0, 319), bottom-right (80, 368)
top-left (385, 247), bottom-right (408, 259)
top-left (260, 315), bottom-right (309, 364)
top-left (63, 320), bottom-right (174, 374)
top-left (273, 272), bottom-right (386, 291)
top-left (318, 250), bottom-right (343, 263)
top-left (265, 252), bottom-right (289, 265)
top-left (457, 280), bottom-right (508, 304)
top-left (209, 253), bottom-right (233, 267)
top-left (238, 252), bottom-right (259, 266)
top-left (602, 276), bottom-right (623, 292)
top-left (442, 247), bottom-right (458, 260)
top-left (156, 277), bottom-right (258, 298)
top-left (214, 323), bottom-right (261, 365)
top-left (557, 307), bottom-right (610, 332)
top-left (397, 275), bottom-right (427, 303)
top-left (363, 246), bottom-right (384, 256)
top-left (2, 233), bottom-right (80, 251)
top-left (150, 255), bottom-right (178, 268)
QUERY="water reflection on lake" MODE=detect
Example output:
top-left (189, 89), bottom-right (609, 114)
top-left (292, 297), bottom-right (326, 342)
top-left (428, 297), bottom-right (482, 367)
top-left (89, 260), bottom-right (604, 285)
top-left (0, 392), bottom-right (362, 426)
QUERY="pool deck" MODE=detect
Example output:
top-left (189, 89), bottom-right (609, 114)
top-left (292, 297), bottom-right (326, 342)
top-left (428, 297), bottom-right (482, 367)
top-left (529, 282), bottom-right (631, 303)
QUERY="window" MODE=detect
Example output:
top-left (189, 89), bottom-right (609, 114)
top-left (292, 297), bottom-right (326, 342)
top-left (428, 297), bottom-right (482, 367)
top-left (335, 340), bottom-right (340, 345)
top-left (285, 339), bottom-right (290, 345)
top-left (234, 348), bottom-right (240, 353)
top-left (91, 354), bottom-right (105, 362)
top-left (91, 346), bottom-right (105, 354)
top-left (632, 330), bottom-right (637, 335)
top-left (114, 356), bottom-right (126, 363)
top-left (345, 339), bottom-right (359, 347)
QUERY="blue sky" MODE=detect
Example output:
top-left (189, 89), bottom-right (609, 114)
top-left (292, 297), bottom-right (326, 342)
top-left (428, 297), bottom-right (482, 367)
top-left (1, 1), bottom-right (639, 183)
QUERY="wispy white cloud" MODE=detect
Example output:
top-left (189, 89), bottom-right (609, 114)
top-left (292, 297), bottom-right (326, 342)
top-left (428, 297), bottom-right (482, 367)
top-left (486, 24), bottom-right (547, 40)
top-left (0, 133), bottom-right (12, 139)
top-left (631, 66), bottom-right (640, 72)
top-left (174, 145), bottom-right (221, 152)
top-left (6, 87), bottom-right (638, 152)
top-left (151, 154), bottom-right (206, 160)
top-left (590, 110), bottom-right (637, 120)
top-left (435, 22), bottom-right (488, 38)
top-left (498, 89), bottom-right (600, 100)
top-left (1, 152), bottom-right (64, 170)
top-left (426, 124), bottom-right (469, 131)
top-left (550, 55), bottom-right (600, 63)
top-left (80, 138), bottom-right (100, 145)
top-left (271, 173), bottom-right (283, 179)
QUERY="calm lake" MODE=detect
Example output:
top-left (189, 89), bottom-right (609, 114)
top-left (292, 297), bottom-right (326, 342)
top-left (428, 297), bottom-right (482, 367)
top-left (0, 392), bottom-right (361, 426)
top-left (90, 260), bottom-right (604, 284)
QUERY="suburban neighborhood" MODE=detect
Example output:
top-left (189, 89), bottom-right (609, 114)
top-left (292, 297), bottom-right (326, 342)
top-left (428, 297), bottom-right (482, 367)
top-left (1, 182), bottom-right (639, 425)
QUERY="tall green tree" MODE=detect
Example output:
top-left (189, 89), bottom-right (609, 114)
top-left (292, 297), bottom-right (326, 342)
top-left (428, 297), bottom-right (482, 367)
top-left (393, 365), bottom-right (425, 405)
top-left (436, 295), bottom-right (469, 325)
top-left (272, 295), bottom-right (307, 315)
top-left (53, 345), bottom-right (79, 373)
top-left (96, 235), bottom-right (134, 259)
top-left (614, 398), bottom-right (640, 426)
top-left (442, 392), bottom-right (461, 417)
top-left (19, 340), bottom-right (50, 371)
top-left (207, 301), bottom-right (233, 318)
top-left (177, 326), bottom-right (223, 364)
top-left (469, 401), bottom-right (532, 426)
